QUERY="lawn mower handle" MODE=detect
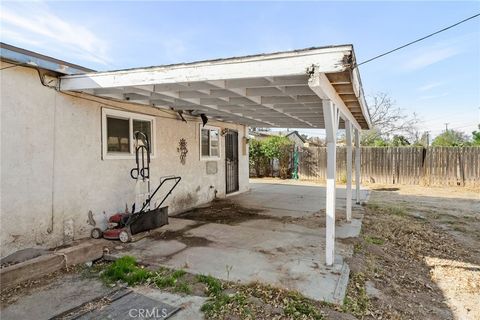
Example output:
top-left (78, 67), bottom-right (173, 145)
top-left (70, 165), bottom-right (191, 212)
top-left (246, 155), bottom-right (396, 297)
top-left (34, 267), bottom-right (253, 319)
top-left (138, 176), bottom-right (181, 213)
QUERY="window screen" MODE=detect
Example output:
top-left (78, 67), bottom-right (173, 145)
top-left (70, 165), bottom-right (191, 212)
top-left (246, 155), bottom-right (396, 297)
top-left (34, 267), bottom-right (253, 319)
top-left (107, 117), bottom-right (129, 153)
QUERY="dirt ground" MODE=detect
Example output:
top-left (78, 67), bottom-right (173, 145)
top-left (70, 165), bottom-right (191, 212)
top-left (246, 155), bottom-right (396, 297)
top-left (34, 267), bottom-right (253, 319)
top-left (176, 200), bottom-right (266, 225)
top-left (346, 184), bottom-right (480, 320)
top-left (176, 198), bottom-right (350, 229)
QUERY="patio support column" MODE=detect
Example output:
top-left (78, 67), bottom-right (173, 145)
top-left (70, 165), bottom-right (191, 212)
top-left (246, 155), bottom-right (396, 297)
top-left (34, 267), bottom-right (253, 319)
top-left (355, 128), bottom-right (361, 204)
top-left (345, 120), bottom-right (352, 222)
top-left (323, 100), bottom-right (339, 266)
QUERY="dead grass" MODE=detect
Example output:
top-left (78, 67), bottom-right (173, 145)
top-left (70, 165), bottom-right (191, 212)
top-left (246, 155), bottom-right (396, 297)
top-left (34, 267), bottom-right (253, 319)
top-left (342, 272), bottom-right (369, 317)
top-left (346, 185), bottom-right (480, 319)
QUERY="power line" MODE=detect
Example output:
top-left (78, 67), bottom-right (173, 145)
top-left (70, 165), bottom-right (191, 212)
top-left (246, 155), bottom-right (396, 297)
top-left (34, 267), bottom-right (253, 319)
top-left (356, 13), bottom-right (480, 67)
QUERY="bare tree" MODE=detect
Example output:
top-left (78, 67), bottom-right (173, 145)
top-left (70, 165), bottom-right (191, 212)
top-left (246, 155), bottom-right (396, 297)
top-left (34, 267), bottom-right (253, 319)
top-left (362, 92), bottom-right (420, 145)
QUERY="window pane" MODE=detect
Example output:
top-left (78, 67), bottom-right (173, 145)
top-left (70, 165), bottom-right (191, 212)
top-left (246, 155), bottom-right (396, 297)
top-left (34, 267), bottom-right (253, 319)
top-left (107, 117), bottom-right (130, 153)
top-left (210, 129), bottom-right (219, 157)
top-left (201, 129), bottom-right (210, 156)
top-left (133, 120), bottom-right (152, 151)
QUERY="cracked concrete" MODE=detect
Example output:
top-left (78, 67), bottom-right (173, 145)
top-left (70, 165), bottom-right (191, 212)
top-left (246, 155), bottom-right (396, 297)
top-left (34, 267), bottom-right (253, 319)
top-left (110, 180), bottom-right (368, 304)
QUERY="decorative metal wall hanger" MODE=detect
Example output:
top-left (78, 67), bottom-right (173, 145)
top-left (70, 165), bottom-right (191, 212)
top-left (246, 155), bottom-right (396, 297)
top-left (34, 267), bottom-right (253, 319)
top-left (177, 138), bottom-right (188, 165)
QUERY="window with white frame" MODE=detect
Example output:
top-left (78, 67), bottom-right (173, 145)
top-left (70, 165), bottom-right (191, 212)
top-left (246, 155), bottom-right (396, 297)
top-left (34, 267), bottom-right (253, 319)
top-left (102, 108), bottom-right (156, 159)
top-left (200, 126), bottom-right (220, 159)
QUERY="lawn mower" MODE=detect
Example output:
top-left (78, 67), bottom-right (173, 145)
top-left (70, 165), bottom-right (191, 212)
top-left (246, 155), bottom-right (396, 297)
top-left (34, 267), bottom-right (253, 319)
top-left (91, 131), bottom-right (181, 243)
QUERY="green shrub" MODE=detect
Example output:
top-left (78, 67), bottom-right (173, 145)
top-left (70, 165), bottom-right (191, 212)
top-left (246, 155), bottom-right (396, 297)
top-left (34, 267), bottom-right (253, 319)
top-left (249, 135), bottom-right (293, 178)
top-left (102, 256), bottom-right (151, 286)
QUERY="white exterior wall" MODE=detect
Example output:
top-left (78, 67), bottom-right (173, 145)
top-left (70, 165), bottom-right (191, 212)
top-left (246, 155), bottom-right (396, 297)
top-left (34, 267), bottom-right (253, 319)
top-left (0, 62), bottom-right (249, 257)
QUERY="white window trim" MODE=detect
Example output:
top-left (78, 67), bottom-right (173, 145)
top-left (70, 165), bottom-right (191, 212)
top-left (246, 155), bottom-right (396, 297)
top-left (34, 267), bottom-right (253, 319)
top-left (102, 108), bottom-right (156, 160)
top-left (199, 125), bottom-right (221, 160)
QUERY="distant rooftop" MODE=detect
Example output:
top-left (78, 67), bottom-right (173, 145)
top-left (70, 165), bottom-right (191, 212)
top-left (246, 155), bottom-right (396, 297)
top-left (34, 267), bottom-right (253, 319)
top-left (250, 130), bottom-right (307, 142)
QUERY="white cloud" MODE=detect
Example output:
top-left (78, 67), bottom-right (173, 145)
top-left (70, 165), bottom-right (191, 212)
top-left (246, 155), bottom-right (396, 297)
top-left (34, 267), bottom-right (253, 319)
top-left (419, 92), bottom-right (449, 100)
top-left (0, 2), bottom-right (110, 65)
top-left (402, 45), bottom-right (459, 71)
top-left (417, 81), bottom-right (444, 92)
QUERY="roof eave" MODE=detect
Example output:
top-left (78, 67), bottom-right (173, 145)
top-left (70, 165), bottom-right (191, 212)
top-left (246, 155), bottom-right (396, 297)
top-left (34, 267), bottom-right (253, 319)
top-left (0, 42), bottom-right (93, 75)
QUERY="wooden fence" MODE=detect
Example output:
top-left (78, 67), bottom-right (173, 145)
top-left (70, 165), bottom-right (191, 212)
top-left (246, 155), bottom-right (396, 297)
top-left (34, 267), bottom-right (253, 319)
top-left (294, 146), bottom-right (480, 187)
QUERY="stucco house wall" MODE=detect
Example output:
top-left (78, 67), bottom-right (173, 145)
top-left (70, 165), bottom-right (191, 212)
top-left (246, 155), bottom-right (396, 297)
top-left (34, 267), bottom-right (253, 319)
top-left (0, 61), bottom-right (249, 257)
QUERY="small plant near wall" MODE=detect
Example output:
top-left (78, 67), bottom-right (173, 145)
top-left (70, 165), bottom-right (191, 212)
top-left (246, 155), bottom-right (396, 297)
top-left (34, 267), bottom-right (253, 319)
top-left (177, 138), bottom-right (188, 165)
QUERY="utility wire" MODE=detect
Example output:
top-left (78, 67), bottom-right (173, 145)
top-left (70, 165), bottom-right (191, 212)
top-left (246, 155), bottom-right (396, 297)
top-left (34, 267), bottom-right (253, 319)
top-left (356, 13), bottom-right (480, 67)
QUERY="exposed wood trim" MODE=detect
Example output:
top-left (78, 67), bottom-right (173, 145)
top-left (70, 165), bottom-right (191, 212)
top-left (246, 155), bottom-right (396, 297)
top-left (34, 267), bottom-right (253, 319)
top-left (325, 71), bottom-right (350, 84)
top-left (333, 84), bottom-right (355, 94)
top-left (339, 94), bottom-right (357, 101)
top-left (309, 71), bottom-right (361, 130)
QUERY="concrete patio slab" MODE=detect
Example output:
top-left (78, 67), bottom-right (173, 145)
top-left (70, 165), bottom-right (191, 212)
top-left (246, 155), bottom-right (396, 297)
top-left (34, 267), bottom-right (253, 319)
top-left (232, 179), bottom-right (369, 215)
top-left (109, 180), bottom-right (369, 304)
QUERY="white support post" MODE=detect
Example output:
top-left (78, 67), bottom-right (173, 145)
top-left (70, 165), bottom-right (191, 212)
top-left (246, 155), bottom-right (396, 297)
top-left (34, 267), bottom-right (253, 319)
top-left (355, 128), bottom-right (361, 204)
top-left (345, 120), bottom-right (353, 222)
top-left (323, 100), bottom-right (339, 266)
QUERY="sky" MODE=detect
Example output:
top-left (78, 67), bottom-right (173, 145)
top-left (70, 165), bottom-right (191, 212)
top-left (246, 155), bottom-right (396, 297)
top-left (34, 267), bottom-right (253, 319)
top-left (1, 1), bottom-right (479, 139)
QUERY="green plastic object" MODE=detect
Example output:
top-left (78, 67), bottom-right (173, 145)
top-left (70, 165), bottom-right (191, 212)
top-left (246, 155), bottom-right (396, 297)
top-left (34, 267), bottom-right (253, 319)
top-left (292, 148), bottom-right (299, 180)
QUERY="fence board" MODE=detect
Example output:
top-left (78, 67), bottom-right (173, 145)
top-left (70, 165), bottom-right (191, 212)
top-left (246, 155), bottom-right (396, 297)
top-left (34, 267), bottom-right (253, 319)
top-left (289, 146), bottom-right (480, 187)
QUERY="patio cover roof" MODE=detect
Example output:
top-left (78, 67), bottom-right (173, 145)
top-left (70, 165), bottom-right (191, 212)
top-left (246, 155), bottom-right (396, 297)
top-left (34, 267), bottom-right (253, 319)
top-left (59, 45), bottom-right (371, 130)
